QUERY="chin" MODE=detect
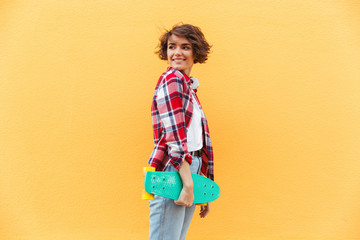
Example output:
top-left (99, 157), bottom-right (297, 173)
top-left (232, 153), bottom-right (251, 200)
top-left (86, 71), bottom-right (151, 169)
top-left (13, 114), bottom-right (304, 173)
top-left (172, 66), bottom-right (184, 71)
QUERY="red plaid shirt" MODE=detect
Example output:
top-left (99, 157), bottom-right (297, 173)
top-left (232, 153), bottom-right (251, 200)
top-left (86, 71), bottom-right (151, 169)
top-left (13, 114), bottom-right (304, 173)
top-left (148, 67), bottom-right (214, 180)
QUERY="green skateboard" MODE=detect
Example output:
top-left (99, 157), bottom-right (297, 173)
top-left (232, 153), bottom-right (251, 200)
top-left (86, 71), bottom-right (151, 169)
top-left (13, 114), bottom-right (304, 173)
top-left (142, 167), bottom-right (220, 204)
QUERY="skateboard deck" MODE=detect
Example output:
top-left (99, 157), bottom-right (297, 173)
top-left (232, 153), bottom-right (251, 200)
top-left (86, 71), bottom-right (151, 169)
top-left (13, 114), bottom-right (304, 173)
top-left (142, 167), bottom-right (220, 204)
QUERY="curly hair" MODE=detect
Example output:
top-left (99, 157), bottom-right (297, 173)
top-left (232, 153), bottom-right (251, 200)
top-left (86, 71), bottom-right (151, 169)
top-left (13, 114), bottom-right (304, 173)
top-left (156, 23), bottom-right (212, 64)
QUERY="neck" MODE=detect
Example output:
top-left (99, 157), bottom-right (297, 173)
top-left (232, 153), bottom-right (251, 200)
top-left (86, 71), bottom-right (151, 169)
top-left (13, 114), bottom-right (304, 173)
top-left (180, 67), bottom-right (192, 77)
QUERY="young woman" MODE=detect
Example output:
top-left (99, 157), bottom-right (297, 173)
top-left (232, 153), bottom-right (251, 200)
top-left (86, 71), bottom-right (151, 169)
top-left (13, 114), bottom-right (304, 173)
top-left (147, 23), bottom-right (214, 240)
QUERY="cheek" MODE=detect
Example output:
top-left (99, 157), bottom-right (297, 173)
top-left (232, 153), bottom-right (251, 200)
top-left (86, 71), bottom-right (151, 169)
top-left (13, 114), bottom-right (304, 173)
top-left (188, 52), bottom-right (195, 61)
top-left (188, 54), bottom-right (195, 63)
top-left (167, 51), bottom-right (173, 59)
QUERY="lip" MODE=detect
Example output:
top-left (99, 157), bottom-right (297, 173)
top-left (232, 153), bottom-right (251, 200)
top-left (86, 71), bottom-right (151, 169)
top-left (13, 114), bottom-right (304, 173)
top-left (173, 58), bottom-right (185, 62)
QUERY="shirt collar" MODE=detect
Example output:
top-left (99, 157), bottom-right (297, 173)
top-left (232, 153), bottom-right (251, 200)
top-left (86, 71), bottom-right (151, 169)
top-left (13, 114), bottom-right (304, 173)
top-left (167, 66), bottom-right (192, 85)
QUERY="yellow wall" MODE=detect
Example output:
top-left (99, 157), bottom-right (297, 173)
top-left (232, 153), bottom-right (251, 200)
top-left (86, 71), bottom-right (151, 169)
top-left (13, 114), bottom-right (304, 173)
top-left (1, 0), bottom-right (360, 239)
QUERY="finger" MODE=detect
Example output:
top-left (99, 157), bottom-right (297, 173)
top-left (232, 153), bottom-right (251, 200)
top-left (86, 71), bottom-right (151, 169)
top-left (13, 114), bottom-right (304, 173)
top-left (199, 205), bottom-right (210, 218)
top-left (176, 202), bottom-right (186, 206)
top-left (200, 210), bottom-right (209, 218)
top-left (174, 200), bottom-right (183, 206)
top-left (174, 200), bottom-right (191, 207)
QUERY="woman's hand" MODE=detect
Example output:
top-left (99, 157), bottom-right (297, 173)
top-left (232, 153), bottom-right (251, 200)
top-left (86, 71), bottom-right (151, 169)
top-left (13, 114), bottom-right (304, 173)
top-left (174, 185), bottom-right (194, 207)
top-left (199, 202), bottom-right (210, 218)
top-left (174, 160), bottom-right (194, 207)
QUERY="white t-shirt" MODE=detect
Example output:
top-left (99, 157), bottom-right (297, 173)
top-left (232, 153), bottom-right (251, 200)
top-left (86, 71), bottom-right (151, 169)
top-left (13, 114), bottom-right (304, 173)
top-left (187, 90), bottom-right (203, 152)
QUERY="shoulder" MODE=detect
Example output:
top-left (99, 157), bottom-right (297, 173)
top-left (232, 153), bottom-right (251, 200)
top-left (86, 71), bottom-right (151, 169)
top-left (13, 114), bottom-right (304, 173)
top-left (159, 67), bottom-right (185, 85)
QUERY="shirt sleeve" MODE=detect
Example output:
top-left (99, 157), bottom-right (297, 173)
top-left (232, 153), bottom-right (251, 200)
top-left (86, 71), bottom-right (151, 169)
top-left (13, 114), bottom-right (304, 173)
top-left (155, 74), bottom-right (192, 170)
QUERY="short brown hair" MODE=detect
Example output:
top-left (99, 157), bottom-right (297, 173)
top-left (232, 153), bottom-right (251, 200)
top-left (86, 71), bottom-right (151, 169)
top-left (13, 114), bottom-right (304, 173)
top-left (156, 23), bottom-right (211, 64)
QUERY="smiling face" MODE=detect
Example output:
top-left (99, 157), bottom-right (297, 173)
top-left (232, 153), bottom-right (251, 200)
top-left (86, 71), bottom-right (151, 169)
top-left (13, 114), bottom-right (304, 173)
top-left (167, 34), bottom-right (195, 76)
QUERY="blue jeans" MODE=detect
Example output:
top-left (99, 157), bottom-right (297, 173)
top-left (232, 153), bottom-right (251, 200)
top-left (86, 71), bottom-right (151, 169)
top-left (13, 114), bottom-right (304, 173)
top-left (148, 156), bottom-right (202, 240)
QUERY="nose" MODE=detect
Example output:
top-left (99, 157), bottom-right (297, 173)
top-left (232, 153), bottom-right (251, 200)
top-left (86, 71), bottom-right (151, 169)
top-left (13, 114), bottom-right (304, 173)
top-left (175, 47), bottom-right (181, 55)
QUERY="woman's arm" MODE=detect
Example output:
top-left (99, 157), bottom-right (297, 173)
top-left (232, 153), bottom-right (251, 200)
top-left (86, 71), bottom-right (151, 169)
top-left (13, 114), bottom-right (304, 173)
top-left (155, 73), bottom-right (196, 206)
top-left (155, 73), bottom-right (192, 169)
top-left (175, 161), bottom-right (211, 218)
top-left (174, 160), bottom-right (194, 207)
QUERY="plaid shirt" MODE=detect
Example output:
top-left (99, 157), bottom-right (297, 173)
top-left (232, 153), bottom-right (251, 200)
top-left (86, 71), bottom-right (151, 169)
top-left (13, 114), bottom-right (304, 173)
top-left (148, 67), bottom-right (214, 180)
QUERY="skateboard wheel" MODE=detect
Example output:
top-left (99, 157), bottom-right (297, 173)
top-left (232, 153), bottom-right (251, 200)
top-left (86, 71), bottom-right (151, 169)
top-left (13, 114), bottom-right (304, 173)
top-left (142, 190), bottom-right (154, 200)
top-left (143, 167), bottom-right (156, 176)
top-left (196, 203), bottom-right (207, 206)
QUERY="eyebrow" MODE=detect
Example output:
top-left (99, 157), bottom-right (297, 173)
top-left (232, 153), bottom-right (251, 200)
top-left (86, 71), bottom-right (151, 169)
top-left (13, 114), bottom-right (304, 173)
top-left (168, 42), bottom-right (191, 46)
